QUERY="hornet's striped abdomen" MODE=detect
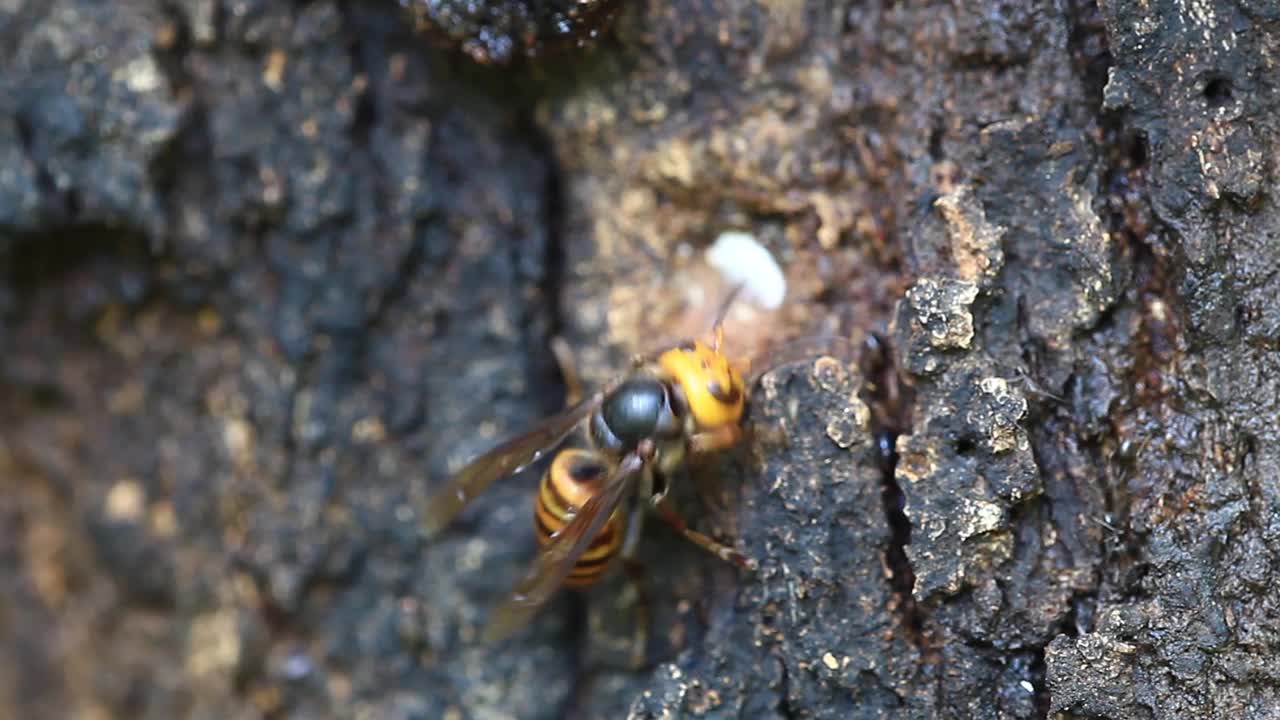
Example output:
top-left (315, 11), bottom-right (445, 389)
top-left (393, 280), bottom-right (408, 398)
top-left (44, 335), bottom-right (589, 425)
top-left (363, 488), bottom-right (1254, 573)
top-left (535, 448), bottom-right (626, 587)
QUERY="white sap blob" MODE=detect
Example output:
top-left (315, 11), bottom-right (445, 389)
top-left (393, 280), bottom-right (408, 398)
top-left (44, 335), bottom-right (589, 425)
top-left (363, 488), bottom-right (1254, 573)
top-left (706, 231), bottom-right (787, 310)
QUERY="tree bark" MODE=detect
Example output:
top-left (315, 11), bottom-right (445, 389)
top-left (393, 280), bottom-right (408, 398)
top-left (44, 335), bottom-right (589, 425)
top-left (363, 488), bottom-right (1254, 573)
top-left (1, 1), bottom-right (1275, 718)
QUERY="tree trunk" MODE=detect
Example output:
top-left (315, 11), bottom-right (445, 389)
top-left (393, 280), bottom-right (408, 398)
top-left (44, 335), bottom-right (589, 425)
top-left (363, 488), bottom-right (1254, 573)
top-left (1, 1), bottom-right (1274, 718)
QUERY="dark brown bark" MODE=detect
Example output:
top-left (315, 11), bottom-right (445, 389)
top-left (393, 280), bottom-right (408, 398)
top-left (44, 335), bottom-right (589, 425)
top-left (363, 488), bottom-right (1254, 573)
top-left (1, 1), bottom-right (1276, 718)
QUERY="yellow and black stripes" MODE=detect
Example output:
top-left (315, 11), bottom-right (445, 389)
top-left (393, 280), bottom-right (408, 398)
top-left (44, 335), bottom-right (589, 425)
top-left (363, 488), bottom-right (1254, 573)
top-left (534, 449), bottom-right (626, 587)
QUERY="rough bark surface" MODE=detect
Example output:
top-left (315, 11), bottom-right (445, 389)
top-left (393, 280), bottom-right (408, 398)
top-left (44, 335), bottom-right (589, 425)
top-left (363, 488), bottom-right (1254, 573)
top-left (0, 1), bottom-right (1275, 719)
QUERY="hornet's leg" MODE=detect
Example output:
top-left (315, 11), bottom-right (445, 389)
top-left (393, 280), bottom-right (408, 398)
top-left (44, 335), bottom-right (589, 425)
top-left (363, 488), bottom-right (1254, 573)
top-left (620, 489), bottom-right (650, 670)
top-left (621, 470), bottom-right (656, 668)
top-left (650, 495), bottom-right (758, 572)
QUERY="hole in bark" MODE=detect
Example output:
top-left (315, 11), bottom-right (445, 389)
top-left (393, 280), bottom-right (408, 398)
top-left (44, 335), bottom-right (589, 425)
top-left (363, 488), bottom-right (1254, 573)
top-left (1203, 75), bottom-right (1233, 107)
top-left (7, 226), bottom-right (151, 303)
top-left (1128, 132), bottom-right (1148, 168)
top-left (928, 124), bottom-right (945, 160)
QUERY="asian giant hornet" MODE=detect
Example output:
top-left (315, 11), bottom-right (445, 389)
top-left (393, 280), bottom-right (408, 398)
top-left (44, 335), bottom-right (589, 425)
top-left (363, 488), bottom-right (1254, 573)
top-left (421, 287), bottom-right (760, 647)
